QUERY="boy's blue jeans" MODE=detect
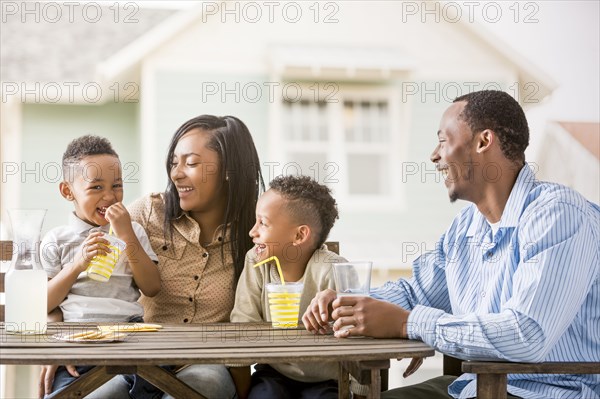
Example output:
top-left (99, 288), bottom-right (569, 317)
top-left (46, 364), bottom-right (236, 399)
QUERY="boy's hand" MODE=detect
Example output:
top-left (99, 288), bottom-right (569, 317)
top-left (74, 231), bottom-right (110, 272)
top-left (38, 364), bottom-right (78, 398)
top-left (104, 202), bottom-right (135, 240)
top-left (302, 289), bottom-right (337, 334)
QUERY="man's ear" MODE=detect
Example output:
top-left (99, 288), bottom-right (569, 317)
top-left (59, 181), bottom-right (74, 201)
top-left (476, 129), bottom-right (494, 154)
top-left (294, 225), bottom-right (311, 246)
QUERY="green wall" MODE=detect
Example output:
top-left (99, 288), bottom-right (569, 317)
top-left (17, 102), bottom-right (139, 233)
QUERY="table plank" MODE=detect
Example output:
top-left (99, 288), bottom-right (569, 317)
top-left (1, 322), bottom-right (436, 399)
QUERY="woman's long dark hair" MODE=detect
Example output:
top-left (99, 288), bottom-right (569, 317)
top-left (163, 115), bottom-right (264, 285)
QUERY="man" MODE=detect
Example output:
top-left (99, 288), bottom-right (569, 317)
top-left (303, 90), bottom-right (600, 399)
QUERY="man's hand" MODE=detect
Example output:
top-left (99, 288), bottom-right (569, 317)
top-left (403, 357), bottom-right (424, 378)
top-left (330, 296), bottom-right (411, 338)
top-left (302, 289), bottom-right (337, 334)
top-left (39, 365), bottom-right (78, 398)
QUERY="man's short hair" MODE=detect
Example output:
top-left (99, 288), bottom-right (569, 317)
top-left (454, 90), bottom-right (529, 163)
top-left (62, 135), bottom-right (118, 180)
top-left (269, 175), bottom-right (339, 249)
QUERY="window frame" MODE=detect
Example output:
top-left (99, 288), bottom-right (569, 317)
top-left (268, 82), bottom-right (407, 212)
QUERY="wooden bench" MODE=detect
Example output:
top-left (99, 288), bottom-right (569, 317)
top-left (0, 240), bottom-right (13, 321)
top-left (443, 347), bottom-right (600, 399)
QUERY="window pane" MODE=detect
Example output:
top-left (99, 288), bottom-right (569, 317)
top-left (282, 95), bottom-right (328, 142)
top-left (344, 99), bottom-right (389, 143)
top-left (347, 154), bottom-right (387, 195)
top-left (286, 152), bottom-right (328, 183)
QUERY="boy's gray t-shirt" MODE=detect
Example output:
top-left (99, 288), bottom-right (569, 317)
top-left (41, 212), bottom-right (158, 322)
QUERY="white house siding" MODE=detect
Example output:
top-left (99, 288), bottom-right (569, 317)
top-left (135, 2), bottom-right (533, 272)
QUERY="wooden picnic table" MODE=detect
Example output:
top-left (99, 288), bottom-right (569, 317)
top-left (0, 322), bottom-right (435, 399)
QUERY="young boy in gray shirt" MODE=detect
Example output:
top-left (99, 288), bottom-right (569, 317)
top-left (41, 135), bottom-right (159, 398)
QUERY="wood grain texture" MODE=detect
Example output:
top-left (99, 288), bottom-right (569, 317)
top-left (0, 241), bottom-right (12, 262)
top-left (49, 366), bottom-right (115, 399)
top-left (477, 373), bottom-right (507, 399)
top-left (1, 322), bottom-right (434, 399)
top-left (462, 361), bottom-right (600, 374)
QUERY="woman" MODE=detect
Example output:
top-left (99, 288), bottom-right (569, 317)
top-left (40, 115), bottom-right (264, 399)
top-left (128, 115), bottom-right (264, 399)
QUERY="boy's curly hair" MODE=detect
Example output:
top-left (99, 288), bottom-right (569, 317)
top-left (62, 135), bottom-right (118, 180)
top-left (270, 175), bottom-right (339, 249)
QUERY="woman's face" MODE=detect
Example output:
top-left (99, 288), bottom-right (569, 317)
top-left (170, 128), bottom-right (227, 214)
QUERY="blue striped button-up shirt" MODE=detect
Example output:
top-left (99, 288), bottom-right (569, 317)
top-left (372, 164), bottom-right (600, 399)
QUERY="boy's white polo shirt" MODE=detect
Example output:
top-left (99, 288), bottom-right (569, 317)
top-left (41, 212), bottom-right (158, 322)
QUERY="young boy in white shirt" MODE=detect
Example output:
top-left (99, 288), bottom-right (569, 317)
top-left (41, 135), bottom-right (160, 398)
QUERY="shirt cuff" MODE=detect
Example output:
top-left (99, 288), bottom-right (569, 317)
top-left (407, 305), bottom-right (445, 347)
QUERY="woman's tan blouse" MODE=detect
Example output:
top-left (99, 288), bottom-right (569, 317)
top-left (128, 193), bottom-right (235, 324)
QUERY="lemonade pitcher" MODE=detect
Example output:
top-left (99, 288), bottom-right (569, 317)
top-left (5, 209), bottom-right (48, 334)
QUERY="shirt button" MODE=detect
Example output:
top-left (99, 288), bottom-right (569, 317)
top-left (202, 252), bottom-right (208, 258)
top-left (188, 297), bottom-right (193, 302)
top-left (183, 318), bottom-right (189, 323)
top-left (481, 292), bottom-right (486, 297)
top-left (162, 245), bottom-right (168, 251)
top-left (217, 236), bottom-right (223, 242)
top-left (194, 275), bottom-right (199, 280)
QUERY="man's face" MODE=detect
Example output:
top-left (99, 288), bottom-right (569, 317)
top-left (430, 101), bottom-right (479, 203)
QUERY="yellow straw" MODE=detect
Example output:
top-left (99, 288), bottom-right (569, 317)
top-left (108, 225), bottom-right (113, 235)
top-left (253, 256), bottom-right (285, 285)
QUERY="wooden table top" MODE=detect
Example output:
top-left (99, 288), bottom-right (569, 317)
top-left (0, 322), bottom-right (435, 366)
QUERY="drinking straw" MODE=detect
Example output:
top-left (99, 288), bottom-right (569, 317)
top-left (253, 256), bottom-right (285, 285)
top-left (108, 224), bottom-right (113, 236)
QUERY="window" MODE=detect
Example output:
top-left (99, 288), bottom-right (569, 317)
top-left (273, 84), bottom-right (404, 211)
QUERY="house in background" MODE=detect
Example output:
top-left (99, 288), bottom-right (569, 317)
top-left (536, 121), bottom-right (600, 204)
top-left (0, 1), bottom-right (565, 395)
top-left (1, 1), bottom-right (556, 271)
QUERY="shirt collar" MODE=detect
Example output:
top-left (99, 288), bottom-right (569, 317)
top-left (172, 212), bottom-right (230, 246)
top-left (497, 163), bottom-right (537, 228)
top-left (465, 163), bottom-right (536, 236)
top-left (68, 212), bottom-right (109, 235)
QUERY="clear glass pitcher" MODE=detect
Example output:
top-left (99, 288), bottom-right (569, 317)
top-left (5, 209), bottom-right (48, 334)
